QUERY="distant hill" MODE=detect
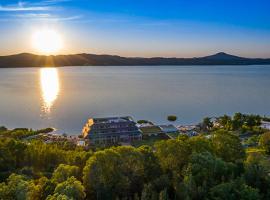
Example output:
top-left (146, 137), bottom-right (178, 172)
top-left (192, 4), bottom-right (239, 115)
top-left (0, 52), bottom-right (270, 68)
top-left (203, 52), bottom-right (245, 60)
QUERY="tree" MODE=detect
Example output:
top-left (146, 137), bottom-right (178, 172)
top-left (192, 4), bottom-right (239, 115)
top-left (138, 145), bottom-right (162, 182)
top-left (36, 177), bottom-right (55, 200)
top-left (182, 152), bottom-right (236, 199)
top-left (53, 177), bottom-right (85, 200)
top-left (212, 130), bottom-right (245, 162)
top-left (141, 184), bottom-right (158, 200)
top-left (245, 114), bottom-right (261, 129)
top-left (167, 115), bottom-right (177, 122)
top-left (188, 136), bottom-right (213, 154)
top-left (0, 173), bottom-right (40, 200)
top-left (0, 138), bottom-right (27, 176)
top-left (0, 182), bottom-right (10, 200)
top-left (52, 164), bottom-right (80, 183)
top-left (210, 178), bottom-right (260, 200)
top-left (46, 193), bottom-right (70, 200)
top-left (155, 139), bottom-right (191, 176)
top-left (217, 115), bottom-right (232, 130)
top-left (244, 152), bottom-right (270, 198)
top-left (259, 132), bottom-right (270, 154)
top-left (232, 112), bottom-right (244, 130)
top-left (0, 126), bottom-right (7, 132)
top-left (83, 146), bottom-right (144, 199)
top-left (201, 117), bottom-right (213, 131)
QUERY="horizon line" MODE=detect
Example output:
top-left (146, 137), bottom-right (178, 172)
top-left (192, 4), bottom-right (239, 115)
top-left (1, 51), bottom-right (270, 59)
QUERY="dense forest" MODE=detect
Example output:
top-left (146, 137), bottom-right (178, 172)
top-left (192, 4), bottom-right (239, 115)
top-left (1, 113), bottom-right (270, 199)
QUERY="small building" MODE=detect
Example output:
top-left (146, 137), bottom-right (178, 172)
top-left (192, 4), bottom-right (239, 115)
top-left (177, 125), bottom-right (197, 132)
top-left (159, 125), bottom-right (179, 134)
top-left (82, 116), bottom-right (142, 145)
top-left (179, 131), bottom-right (199, 137)
top-left (260, 121), bottom-right (270, 130)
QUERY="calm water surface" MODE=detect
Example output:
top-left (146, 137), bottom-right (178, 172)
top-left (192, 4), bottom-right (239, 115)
top-left (0, 65), bottom-right (270, 134)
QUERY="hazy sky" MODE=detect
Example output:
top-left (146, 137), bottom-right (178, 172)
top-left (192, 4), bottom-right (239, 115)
top-left (0, 0), bottom-right (270, 57)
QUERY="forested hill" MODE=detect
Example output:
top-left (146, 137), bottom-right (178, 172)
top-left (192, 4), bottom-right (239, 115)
top-left (0, 52), bottom-right (270, 67)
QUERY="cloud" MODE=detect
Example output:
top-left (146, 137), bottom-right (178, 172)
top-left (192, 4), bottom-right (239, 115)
top-left (0, 1), bottom-right (80, 22)
top-left (41, 0), bottom-right (72, 4)
top-left (0, 13), bottom-right (82, 22)
top-left (15, 13), bottom-right (52, 18)
top-left (0, 5), bottom-right (51, 11)
top-left (0, 1), bottom-right (53, 11)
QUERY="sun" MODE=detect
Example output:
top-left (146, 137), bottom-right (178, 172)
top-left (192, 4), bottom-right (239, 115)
top-left (32, 29), bottom-right (63, 55)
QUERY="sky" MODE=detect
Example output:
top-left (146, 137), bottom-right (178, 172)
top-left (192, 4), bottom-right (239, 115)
top-left (0, 0), bottom-right (270, 57)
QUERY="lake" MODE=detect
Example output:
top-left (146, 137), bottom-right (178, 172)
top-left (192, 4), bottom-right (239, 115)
top-left (0, 65), bottom-right (270, 135)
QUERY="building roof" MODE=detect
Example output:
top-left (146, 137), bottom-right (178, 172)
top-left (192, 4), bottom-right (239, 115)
top-left (140, 126), bottom-right (164, 136)
top-left (93, 116), bottom-right (134, 124)
top-left (159, 125), bottom-right (178, 132)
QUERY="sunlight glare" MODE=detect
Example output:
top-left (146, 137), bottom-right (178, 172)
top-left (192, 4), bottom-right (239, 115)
top-left (32, 29), bottom-right (63, 55)
top-left (40, 68), bottom-right (60, 114)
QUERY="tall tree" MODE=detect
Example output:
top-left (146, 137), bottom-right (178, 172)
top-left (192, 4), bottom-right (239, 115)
top-left (53, 177), bottom-right (85, 200)
top-left (52, 164), bottom-right (80, 183)
top-left (212, 130), bottom-right (245, 162)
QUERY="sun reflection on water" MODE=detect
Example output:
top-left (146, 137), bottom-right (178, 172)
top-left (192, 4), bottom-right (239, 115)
top-left (40, 68), bottom-right (60, 115)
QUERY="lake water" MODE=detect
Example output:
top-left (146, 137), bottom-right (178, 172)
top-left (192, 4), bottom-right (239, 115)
top-left (0, 65), bottom-right (270, 135)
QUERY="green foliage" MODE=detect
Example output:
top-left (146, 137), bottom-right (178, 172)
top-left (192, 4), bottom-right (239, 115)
top-left (201, 117), bottom-right (213, 131)
top-left (217, 115), bottom-right (232, 130)
top-left (259, 132), bottom-right (270, 154)
top-left (24, 141), bottom-right (91, 172)
top-left (0, 138), bottom-right (27, 180)
top-left (210, 178), bottom-right (260, 200)
top-left (0, 113), bottom-right (270, 199)
top-left (36, 128), bottom-right (54, 134)
top-left (182, 152), bottom-right (237, 199)
top-left (46, 194), bottom-right (70, 200)
top-left (138, 145), bottom-right (162, 182)
top-left (0, 129), bottom-right (37, 139)
top-left (212, 130), bottom-right (245, 162)
top-left (0, 126), bottom-right (7, 132)
top-left (52, 164), bottom-right (80, 184)
top-left (83, 146), bottom-right (145, 199)
top-left (53, 177), bottom-right (85, 200)
top-left (245, 135), bottom-right (260, 147)
top-left (141, 183), bottom-right (158, 200)
top-left (0, 174), bottom-right (39, 200)
top-left (244, 152), bottom-right (270, 198)
top-left (217, 113), bottom-right (262, 132)
top-left (37, 177), bottom-right (56, 200)
top-left (188, 136), bottom-right (213, 153)
top-left (155, 139), bottom-right (191, 176)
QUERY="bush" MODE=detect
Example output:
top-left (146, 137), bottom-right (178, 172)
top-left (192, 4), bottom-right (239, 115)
top-left (167, 115), bottom-right (177, 122)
